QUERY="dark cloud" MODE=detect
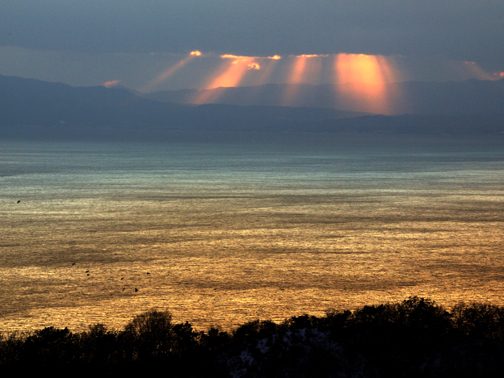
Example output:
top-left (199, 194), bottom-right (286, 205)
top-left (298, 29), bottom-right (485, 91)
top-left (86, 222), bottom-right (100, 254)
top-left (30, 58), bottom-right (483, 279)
top-left (1, 1), bottom-right (503, 69)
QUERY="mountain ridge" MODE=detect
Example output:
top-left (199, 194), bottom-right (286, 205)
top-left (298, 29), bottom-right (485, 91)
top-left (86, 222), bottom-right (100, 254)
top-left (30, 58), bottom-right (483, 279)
top-left (1, 74), bottom-right (503, 140)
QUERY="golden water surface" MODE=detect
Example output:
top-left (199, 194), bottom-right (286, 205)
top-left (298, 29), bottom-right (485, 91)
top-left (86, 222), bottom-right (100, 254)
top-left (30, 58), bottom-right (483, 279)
top-left (1, 140), bottom-right (504, 332)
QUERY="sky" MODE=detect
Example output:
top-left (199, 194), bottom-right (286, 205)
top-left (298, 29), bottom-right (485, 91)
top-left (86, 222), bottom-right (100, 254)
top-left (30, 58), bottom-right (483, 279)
top-left (0, 1), bottom-right (503, 93)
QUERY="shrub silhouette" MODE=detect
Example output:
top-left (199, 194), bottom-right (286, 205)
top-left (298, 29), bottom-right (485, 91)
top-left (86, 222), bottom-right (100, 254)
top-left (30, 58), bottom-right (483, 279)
top-left (0, 331), bottom-right (25, 367)
top-left (233, 319), bottom-right (278, 343)
top-left (2, 298), bottom-right (504, 377)
top-left (452, 302), bottom-right (504, 340)
top-left (117, 308), bottom-right (206, 376)
top-left (121, 308), bottom-right (178, 361)
top-left (348, 296), bottom-right (451, 331)
top-left (20, 326), bottom-right (79, 373)
top-left (79, 324), bottom-right (119, 366)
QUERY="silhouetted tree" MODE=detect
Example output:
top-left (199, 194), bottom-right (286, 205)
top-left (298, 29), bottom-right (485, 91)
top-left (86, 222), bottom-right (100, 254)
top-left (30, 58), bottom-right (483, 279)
top-left (452, 302), bottom-right (504, 340)
top-left (0, 331), bottom-right (25, 366)
top-left (19, 326), bottom-right (79, 375)
top-left (78, 323), bottom-right (119, 366)
top-left (121, 309), bottom-right (176, 361)
top-left (2, 298), bottom-right (504, 377)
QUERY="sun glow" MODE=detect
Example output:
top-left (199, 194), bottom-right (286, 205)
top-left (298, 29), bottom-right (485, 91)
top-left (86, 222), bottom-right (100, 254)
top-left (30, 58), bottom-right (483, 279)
top-left (193, 54), bottom-right (283, 104)
top-left (335, 53), bottom-right (402, 114)
top-left (187, 52), bottom-right (404, 112)
top-left (139, 49), bottom-right (500, 114)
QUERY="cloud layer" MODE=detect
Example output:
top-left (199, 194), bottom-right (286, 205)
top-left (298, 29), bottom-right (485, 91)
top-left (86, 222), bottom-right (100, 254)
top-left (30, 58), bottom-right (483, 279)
top-left (1, 1), bottom-right (503, 70)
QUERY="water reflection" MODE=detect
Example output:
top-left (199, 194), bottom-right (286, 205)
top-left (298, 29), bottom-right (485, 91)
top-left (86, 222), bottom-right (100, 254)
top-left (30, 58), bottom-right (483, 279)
top-left (1, 138), bottom-right (503, 332)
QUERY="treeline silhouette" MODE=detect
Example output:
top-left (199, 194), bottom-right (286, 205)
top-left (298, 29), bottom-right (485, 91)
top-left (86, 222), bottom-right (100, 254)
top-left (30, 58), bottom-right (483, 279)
top-left (1, 297), bottom-right (504, 377)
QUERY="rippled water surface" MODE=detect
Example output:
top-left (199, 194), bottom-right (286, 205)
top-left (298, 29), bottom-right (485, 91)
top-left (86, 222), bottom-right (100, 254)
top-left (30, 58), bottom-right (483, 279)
top-left (1, 136), bottom-right (504, 332)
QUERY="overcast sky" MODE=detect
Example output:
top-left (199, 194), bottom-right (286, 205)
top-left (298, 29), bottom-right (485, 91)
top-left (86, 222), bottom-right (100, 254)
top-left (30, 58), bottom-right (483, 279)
top-left (1, 1), bottom-right (503, 91)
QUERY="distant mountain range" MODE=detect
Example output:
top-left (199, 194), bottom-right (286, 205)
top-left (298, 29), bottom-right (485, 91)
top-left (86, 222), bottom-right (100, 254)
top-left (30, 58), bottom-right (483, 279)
top-left (144, 79), bottom-right (504, 116)
top-left (1, 74), bottom-right (503, 140)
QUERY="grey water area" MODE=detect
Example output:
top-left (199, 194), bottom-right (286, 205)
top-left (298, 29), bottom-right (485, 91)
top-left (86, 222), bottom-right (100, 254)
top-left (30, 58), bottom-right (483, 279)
top-left (1, 133), bottom-right (504, 332)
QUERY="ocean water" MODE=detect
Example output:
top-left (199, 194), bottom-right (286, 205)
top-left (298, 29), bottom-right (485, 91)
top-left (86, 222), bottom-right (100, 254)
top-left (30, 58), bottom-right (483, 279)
top-left (1, 135), bottom-right (504, 332)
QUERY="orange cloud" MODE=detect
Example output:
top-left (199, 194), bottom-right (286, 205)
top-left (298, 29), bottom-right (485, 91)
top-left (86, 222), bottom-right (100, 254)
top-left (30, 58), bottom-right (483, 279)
top-left (103, 80), bottom-right (119, 87)
top-left (220, 54), bottom-right (281, 63)
top-left (292, 54), bottom-right (329, 58)
top-left (220, 54), bottom-right (248, 61)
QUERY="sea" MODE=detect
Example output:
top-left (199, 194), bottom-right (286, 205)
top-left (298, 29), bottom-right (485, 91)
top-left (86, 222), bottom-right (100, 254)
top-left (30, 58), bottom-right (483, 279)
top-left (1, 133), bottom-right (504, 332)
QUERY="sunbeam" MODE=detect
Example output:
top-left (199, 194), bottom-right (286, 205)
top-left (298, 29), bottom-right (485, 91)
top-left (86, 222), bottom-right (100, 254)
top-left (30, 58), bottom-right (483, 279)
top-left (447, 60), bottom-right (498, 81)
top-left (281, 54), bottom-right (327, 105)
top-left (193, 54), bottom-right (282, 104)
top-left (254, 56), bottom-right (281, 86)
top-left (141, 51), bottom-right (202, 92)
top-left (335, 53), bottom-right (402, 114)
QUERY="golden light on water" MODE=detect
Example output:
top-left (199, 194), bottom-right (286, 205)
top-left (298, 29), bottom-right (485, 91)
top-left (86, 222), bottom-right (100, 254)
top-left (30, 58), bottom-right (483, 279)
top-left (2, 140), bottom-right (504, 333)
top-left (2, 179), bottom-right (504, 332)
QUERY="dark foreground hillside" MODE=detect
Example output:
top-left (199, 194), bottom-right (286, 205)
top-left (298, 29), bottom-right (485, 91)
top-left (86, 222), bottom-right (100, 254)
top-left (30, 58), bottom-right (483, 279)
top-left (1, 297), bottom-right (504, 377)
